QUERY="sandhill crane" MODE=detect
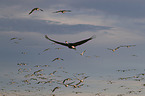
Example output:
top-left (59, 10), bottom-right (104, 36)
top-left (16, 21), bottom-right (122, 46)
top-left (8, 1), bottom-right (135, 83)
top-left (29, 8), bottom-right (43, 15)
top-left (45, 35), bottom-right (96, 50)
top-left (53, 10), bottom-right (71, 13)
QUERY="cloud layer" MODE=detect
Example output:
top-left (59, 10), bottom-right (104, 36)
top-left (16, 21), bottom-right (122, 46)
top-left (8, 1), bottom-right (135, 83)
top-left (0, 18), bottom-right (112, 34)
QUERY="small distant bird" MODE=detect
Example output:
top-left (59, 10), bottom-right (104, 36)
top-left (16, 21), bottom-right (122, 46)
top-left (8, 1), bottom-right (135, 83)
top-left (21, 52), bottom-right (27, 54)
top-left (107, 81), bottom-right (115, 84)
top-left (45, 35), bottom-right (96, 50)
top-left (43, 48), bottom-right (50, 52)
top-left (33, 69), bottom-right (43, 74)
top-left (62, 78), bottom-right (72, 84)
top-left (120, 45), bottom-right (136, 48)
top-left (55, 48), bottom-right (63, 50)
top-left (107, 46), bottom-right (120, 52)
top-left (132, 54), bottom-right (137, 57)
top-left (80, 50), bottom-right (86, 56)
top-left (29, 8), bottom-right (43, 15)
top-left (10, 37), bottom-right (17, 40)
top-left (17, 63), bottom-right (27, 66)
top-left (52, 58), bottom-right (64, 62)
top-left (10, 37), bottom-right (22, 40)
top-left (51, 87), bottom-right (60, 92)
top-left (53, 10), bottom-right (71, 13)
top-left (76, 76), bottom-right (89, 82)
top-left (49, 71), bottom-right (57, 75)
top-left (63, 81), bottom-right (75, 87)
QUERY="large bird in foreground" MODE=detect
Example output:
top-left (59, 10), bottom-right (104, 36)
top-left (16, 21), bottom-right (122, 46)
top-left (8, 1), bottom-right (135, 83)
top-left (45, 35), bottom-right (96, 50)
top-left (29, 8), bottom-right (43, 15)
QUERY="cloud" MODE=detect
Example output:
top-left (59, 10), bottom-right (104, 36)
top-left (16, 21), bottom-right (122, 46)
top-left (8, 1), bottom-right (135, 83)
top-left (0, 18), bottom-right (112, 34)
top-left (64, 0), bottom-right (145, 18)
top-left (2, 0), bottom-right (145, 19)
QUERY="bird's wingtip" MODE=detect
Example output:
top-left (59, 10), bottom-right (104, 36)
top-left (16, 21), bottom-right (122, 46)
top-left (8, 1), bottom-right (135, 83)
top-left (45, 35), bottom-right (50, 40)
top-left (91, 35), bottom-right (96, 39)
top-left (45, 35), bottom-right (48, 38)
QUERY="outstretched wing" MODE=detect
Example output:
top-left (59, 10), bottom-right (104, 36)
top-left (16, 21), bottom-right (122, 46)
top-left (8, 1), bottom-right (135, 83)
top-left (72, 35), bottom-right (96, 46)
top-left (53, 10), bottom-right (61, 13)
top-left (45, 35), bottom-right (68, 46)
top-left (29, 8), bottom-right (37, 15)
top-left (65, 10), bottom-right (71, 12)
top-left (39, 9), bottom-right (43, 11)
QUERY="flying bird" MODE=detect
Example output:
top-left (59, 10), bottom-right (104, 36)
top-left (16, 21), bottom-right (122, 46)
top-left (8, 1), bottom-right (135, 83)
top-left (62, 78), bottom-right (72, 84)
top-left (51, 87), bottom-right (60, 92)
top-left (53, 10), bottom-right (71, 13)
top-left (10, 37), bottom-right (22, 40)
top-left (120, 45), bottom-right (136, 48)
top-left (45, 35), bottom-right (96, 50)
top-left (10, 37), bottom-right (17, 40)
top-left (107, 46), bottom-right (120, 52)
top-left (49, 71), bottom-right (57, 75)
top-left (29, 8), bottom-right (43, 15)
top-left (76, 76), bottom-right (89, 83)
top-left (52, 58), bottom-right (64, 62)
top-left (43, 48), bottom-right (50, 52)
top-left (63, 81), bottom-right (75, 87)
top-left (80, 50), bottom-right (86, 56)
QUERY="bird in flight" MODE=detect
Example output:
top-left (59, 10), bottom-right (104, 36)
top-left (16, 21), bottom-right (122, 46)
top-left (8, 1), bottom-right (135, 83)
top-left (53, 10), bottom-right (71, 13)
top-left (51, 87), bottom-right (60, 92)
top-left (29, 8), bottom-right (43, 15)
top-left (52, 58), bottom-right (64, 62)
top-left (62, 78), bottom-right (72, 84)
top-left (80, 50), bottom-right (86, 56)
top-left (45, 35), bottom-right (96, 50)
top-left (10, 37), bottom-right (22, 40)
top-left (107, 46), bottom-right (120, 52)
top-left (43, 48), bottom-right (50, 52)
top-left (120, 45), bottom-right (136, 48)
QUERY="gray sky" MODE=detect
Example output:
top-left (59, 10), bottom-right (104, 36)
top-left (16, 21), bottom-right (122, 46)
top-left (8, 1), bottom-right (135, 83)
top-left (1, 0), bottom-right (145, 96)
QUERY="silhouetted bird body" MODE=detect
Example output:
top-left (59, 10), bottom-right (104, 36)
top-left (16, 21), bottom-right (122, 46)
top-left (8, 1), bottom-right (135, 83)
top-left (107, 46), bottom-right (120, 52)
top-left (53, 10), bottom-right (71, 13)
top-left (80, 50), bottom-right (86, 56)
top-left (45, 35), bottom-right (96, 50)
top-left (29, 8), bottom-right (43, 15)
top-left (51, 87), bottom-right (60, 92)
top-left (52, 58), bottom-right (64, 62)
top-left (120, 45), bottom-right (136, 48)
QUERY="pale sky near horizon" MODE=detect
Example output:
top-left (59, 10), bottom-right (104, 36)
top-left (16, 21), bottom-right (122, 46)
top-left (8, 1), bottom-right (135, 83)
top-left (1, 0), bottom-right (145, 96)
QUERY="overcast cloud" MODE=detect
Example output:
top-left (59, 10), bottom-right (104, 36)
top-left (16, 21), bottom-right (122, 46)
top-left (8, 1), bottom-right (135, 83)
top-left (1, 0), bottom-right (145, 96)
top-left (0, 18), bottom-right (112, 34)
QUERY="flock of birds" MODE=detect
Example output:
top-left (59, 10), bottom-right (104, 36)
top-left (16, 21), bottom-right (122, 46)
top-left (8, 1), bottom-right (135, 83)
top-left (107, 45), bottom-right (136, 52)
top-left (28, 8), bottom-right (71, 15)
top-left (1, 7), bottom-right (142, 96)
top-left (1, 61), bottom-right (91, 96)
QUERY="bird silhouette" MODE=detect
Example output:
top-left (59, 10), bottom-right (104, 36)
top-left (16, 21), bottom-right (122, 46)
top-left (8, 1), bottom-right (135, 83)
top-left (52, 58), bottom-right (64, 62)
top-left (80, 50), bottom-right (86, 56)
top-left (63, 81), bottom-right (75, 87)
top-left (120, 45), bottom-right (136, 48)
top-left (43, 48), bottom-right (50, 52)
top-left (107, 46), bottom-right (120, 52)
top-left (51, 87), bottom-right (60, 92)
top-left (62, 78), bottom-right (72, 84)
top-left (45, 35), bottom-right (96, 50)
top-left (29, 8), bottom-right (43, 15)
top-left (53, 10), bottom-right (71, 13)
